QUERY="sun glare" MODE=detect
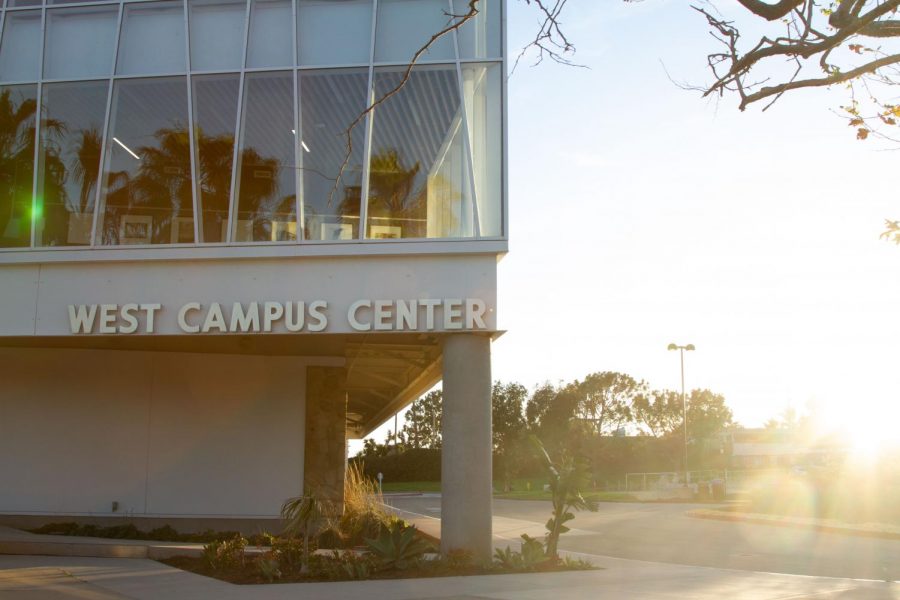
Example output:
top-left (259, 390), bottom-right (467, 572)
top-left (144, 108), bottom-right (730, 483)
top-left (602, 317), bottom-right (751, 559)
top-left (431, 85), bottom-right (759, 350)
top-left (817, 398), bottom-right (898, 461)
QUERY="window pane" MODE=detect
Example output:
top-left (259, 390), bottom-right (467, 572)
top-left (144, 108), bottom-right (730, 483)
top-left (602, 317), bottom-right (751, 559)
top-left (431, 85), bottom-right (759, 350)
top-left (8, 0), bottom-right (41, 7)
top-left (116, 2), bottom-right (186, 76)
top-left (0, 85), bottom-right (37, 248)
top-left (463, 63), bottom-right (501, 236)
top-left (98, 77), bottom-right (193, 245)
top-left (0, 11), bottom-right (42, 82)
top-left (454, 0), bottom-right (500, 60)
top-left (367, 65), bottom-right (473, 239)
top-left (374, 0), bottom-right (454, 63)
top-left (44, 6), bottom-right (118, 80)
top-left (247, 0), bottom-right (292, 68)
top-left (299, 68), bottom-right (367, 241)
top-left (234, 71), bottom-right (295, 242)
top-left (189, 0), bottom-right (246, 72)
top-left (298, 0), bottom-right (371, 67)
top-left (36, 81), bottom-right (108, 247)
top-left (50, 0), bottom-right (118, 5)
top-left (192, 73), bottom-right (238, 243)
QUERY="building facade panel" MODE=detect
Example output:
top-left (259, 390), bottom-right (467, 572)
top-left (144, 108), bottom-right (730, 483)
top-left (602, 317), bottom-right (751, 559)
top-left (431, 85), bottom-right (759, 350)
top-left (3, 254), bottom-right (497, 336)
top-left (0, 347), bottom-right (310, 517)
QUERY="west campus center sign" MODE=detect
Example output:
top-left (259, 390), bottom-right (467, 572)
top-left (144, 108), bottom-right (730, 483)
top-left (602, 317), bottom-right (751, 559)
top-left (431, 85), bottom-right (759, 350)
top-left (67, 299), bottom-right (490, 335)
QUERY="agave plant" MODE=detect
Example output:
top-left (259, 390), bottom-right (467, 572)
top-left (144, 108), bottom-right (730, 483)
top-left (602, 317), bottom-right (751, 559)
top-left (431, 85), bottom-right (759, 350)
top-left (364, 520), bottom-right (433, 571)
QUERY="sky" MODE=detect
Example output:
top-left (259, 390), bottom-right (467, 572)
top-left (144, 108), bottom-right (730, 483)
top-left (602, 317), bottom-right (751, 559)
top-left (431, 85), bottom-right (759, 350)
top-left (360, 1), bottom-right (900, 450)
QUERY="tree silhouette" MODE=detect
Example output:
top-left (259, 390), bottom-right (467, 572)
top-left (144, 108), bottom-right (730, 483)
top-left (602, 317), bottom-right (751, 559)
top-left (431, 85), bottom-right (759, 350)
top-left (366, 148), bottom-right (422, 237)
top-left (0, 89), bottom-right (38, 247)
top-left (100, 125), bottom-right (283, 244)
top-left (71, 128), bottom-right (101, 215)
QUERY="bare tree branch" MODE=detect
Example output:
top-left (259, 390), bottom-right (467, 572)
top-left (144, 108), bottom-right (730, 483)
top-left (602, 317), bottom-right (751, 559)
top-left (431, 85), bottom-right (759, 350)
top-left (734, 0), bottom-right (804, 21)
top-left (327, 0), bottom-right (481, 208)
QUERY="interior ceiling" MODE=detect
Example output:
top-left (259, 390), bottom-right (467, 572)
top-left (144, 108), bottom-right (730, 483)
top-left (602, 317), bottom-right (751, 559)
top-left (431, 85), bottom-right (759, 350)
top-left (1, 331), bottom-right (445, 438)
top-left (345, 340), bottom-right (443, 438)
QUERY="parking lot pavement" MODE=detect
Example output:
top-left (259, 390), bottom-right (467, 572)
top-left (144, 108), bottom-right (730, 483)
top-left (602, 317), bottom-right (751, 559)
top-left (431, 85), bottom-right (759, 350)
top-left (386, 496), bottom-right (900, 581)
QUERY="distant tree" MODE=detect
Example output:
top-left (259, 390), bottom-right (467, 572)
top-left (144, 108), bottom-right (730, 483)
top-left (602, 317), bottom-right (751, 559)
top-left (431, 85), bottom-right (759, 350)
top-left (526, 382), bottom-right (580, 452)
top-left (764, 407), bottom-right (799, 430)
top-left (358, 438), bottom-right (390, 459)
top-left (631, 389), bottom-right (683, 438)
top-left (686, 389), bottom-right (734, 441)
top-left (492, 381), bottom-right (529, 491)
top-left (573, 372), bottom-right (645, 436)
top-left (401, 390), bottom-right (443, 449)
top-left (525, 382), bottom-right (558, 430)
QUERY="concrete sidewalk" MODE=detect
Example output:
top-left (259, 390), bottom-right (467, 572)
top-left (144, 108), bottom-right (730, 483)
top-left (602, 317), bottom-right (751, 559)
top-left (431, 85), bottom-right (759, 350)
top-left (0, 525), bottom-right (211, 560)
top-left (1, 552), bottom-right (897, 600)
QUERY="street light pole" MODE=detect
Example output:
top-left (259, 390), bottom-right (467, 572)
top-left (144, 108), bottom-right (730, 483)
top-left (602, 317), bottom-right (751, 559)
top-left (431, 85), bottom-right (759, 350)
top-left (668, 343), bottom-right (695, 485)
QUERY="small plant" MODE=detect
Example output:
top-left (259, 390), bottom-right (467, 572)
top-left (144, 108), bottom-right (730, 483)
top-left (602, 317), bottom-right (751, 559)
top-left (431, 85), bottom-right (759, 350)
top-left (519, 534), bottom-right (548, 568)
top-left (266, 534), bottom-right (305, 576)
top-left (530, 436), bottom-right (598, 559)
top-left (364, 520), bottom-right (433, 570)
top-left (493, 546), bottom-right (524, 570)
top-left (562, 555), bottom-right (595, 570)
top-left (445, 548), bottom-right (474, 569)
top-left (307, 550), bottom-right (376, 581)
top-left (257, 556), bottom-right (282, 582)
top-left (201, 534), bottom-right (247, 572)
top-left (333, 550), bottom-right (376, 580)
top-left (493, 534), bottom-right (549, 571)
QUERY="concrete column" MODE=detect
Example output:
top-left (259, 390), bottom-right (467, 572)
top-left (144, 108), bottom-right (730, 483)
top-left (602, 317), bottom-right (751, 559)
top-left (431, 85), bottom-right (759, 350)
top-left (304, 366), bottom-right (347, 505)
top-left (441, 333), bottom-right (492, 561)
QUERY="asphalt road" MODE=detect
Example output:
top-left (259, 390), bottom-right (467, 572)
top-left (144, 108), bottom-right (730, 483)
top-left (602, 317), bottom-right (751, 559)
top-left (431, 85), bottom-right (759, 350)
top-left (387, 496), bottom-right (899, 582)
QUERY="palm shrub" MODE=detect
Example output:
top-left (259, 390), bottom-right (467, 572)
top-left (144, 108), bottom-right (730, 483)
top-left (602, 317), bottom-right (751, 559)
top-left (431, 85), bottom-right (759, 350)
top-left (530, 435), bottom-right (598, 559)
top-left (281, 490), bottom-right (334, 574)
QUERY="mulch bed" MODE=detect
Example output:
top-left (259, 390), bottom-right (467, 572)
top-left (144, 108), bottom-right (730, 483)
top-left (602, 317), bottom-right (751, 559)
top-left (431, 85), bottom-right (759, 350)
top-left (160, 555), bottom-right (595, 585)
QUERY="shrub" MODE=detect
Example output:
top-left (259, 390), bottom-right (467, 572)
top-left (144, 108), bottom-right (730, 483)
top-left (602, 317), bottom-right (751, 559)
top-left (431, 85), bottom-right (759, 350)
top-left (352, 448), bottom-right (442, 482)
top-left (146, 525), bottom-right (180, 541)
top-left (310, 550), bottom-right (377, 581)
top-left (330, 462), bottom-right (395, 547)
top-left (201, 535), bottom-right (247, 572)
top-left (257, 556), bottom-right (282, 582)
top-left (493, 534), bottom-right (549, 571)
top-left (267, 534), bottom-right (305, 575)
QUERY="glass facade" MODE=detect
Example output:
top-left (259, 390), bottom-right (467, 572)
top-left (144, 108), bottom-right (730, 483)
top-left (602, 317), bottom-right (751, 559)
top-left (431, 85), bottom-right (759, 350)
top-left (0, 0), bottom-right (503, 249)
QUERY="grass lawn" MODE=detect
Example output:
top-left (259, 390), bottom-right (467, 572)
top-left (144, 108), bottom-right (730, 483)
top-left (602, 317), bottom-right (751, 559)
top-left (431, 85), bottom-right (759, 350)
top-left (380, 481), bottom-right (443, 493)
top-left (495, 490), bottom-right (637, 502)
top-left (380, 479), bottom-right (637, 502)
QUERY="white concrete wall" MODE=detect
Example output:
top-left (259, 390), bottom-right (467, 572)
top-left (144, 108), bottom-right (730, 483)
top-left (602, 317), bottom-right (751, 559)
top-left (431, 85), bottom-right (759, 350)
top-left (0, 347), bottom-right (309, 517)
top-left (0, 254), bottom-right (498, 337)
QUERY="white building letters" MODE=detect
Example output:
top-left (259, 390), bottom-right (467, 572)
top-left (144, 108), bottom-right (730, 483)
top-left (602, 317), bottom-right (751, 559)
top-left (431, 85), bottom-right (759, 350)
top-left (67, 299), bottom-right (488, 334)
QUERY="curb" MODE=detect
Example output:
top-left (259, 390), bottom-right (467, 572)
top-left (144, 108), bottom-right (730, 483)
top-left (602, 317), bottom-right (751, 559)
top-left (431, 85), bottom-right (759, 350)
top-left (0, 539), bottom-right (214, 560)
top-left (686, 509), bottom-right (900, 541)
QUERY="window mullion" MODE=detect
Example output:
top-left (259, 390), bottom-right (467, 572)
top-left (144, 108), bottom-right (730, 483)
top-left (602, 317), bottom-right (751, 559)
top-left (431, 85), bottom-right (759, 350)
top-left (358, 0), bottom-right (377, 240)
top-left (90, 1), bottom-right (125, 247)
top-left (226, 0), bottom-right (253, 244)
top-left (183, 0), bottom-right (201, 243)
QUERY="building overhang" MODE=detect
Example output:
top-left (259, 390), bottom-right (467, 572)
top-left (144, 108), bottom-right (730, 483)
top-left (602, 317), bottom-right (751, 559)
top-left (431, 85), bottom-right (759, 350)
top-left (0, 330), bottom-right (504, 439)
